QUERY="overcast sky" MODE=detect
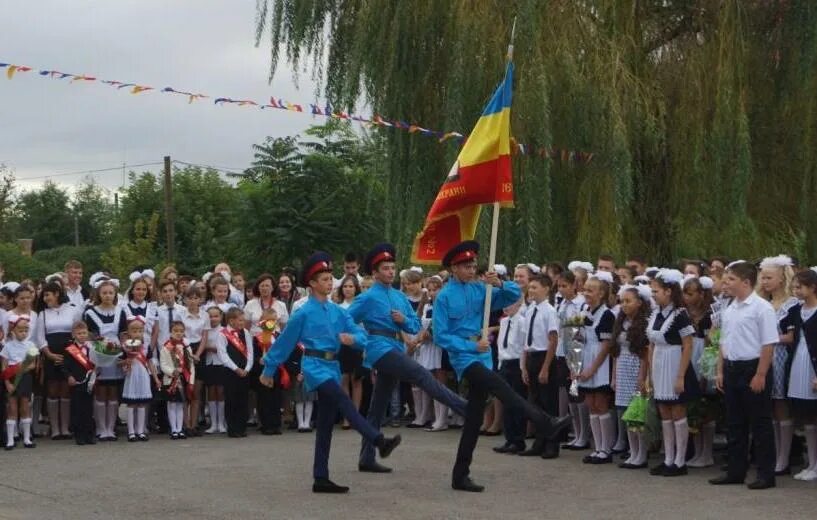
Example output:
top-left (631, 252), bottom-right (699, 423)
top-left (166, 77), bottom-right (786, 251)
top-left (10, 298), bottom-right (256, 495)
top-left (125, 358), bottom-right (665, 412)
top-left (0, 0), bottom-right (317, 192)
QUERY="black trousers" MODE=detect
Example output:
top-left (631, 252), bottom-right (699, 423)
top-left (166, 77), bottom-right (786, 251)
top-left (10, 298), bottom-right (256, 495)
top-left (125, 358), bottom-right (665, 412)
top-left (224, 371), bottom-right (250, 435)
top-left (724, 359), bottom-right (775, 482)
top-left (525, 351), bottom-right (559, 417)
top-left (499, 362), bottom-right (526, 446)
top-left (453, 362), bottom-right (552, 482)
top-left (256, 381), bottom-right (282, 431)
top-left (70, 384), bottom-right (95, 441)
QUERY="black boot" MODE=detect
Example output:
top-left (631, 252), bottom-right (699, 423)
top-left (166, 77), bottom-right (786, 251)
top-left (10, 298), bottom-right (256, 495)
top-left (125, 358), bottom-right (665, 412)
top-left (540, 441), bottom-right (560, 459)
top-left (377, 434), bottom-right (402, 458)
top-left (312, 478), bottom-right (350, 493)
top-left (452, 476), bottom-right (485, 492)
top-left (546, 415), bottom-right (572, 440)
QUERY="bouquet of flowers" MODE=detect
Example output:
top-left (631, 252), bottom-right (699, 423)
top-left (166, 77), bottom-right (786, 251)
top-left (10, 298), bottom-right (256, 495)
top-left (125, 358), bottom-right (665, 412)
top-left (1, 346), bottom-right (40, 390)
top-left (621, 392), bottom-right (650, 432)
top-left (699, 329), bottom-right (720, 383)
top-left (90, 339), bottom-right (122, 367)
top-left (562, 314), bottom-right (586, 328)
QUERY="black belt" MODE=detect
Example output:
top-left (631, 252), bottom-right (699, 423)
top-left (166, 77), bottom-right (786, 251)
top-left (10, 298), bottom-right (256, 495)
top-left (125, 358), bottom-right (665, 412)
top-left (367, 329), bottom-right (400, 341)
top-left (527, 350), bottom-right (548, 357)
top-left (724, 358), bottom-right (759, 368)
top-left (303, 349), bottom-right (337, 361)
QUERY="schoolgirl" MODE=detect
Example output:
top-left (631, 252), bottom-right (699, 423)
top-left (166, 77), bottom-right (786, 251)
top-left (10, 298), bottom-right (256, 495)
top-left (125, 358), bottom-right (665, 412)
top-left (121, 316), bottom-right (154, 441)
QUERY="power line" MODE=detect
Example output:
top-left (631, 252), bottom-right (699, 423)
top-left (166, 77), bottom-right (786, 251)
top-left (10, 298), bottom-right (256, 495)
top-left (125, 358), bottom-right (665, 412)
top-left (17, 162), bottom-right (164, 181)
top-left (172, 160), bottom-right (246, 172)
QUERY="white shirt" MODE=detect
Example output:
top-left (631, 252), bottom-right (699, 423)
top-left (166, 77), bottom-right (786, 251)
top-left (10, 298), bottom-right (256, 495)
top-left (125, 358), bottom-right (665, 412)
top-left (35, 303), bottom-right (84, 349)
top-left (65, 285), bottom-right (86, 307)
top-left (155, 302), bottom-right (186, 350)
top-left (523, 300), bottom-right (559, 352)
top-left (243, 297), bottom-right (290, 334)
top-left (721, 292), bottom-right (779, 361)
top-left (181, 307), bottom-right (208, 344)
top-left (1, 338), bottom-right (36, 364)
top-left (216, 327), bottom-right (254, 372)
top-left (497, 313), bottom-right (525, 365)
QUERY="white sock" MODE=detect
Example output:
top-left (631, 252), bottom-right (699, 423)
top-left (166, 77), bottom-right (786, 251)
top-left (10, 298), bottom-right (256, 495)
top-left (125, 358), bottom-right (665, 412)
top-left (5, 420), bottom-right (15, 447)
top-left (295, 402), bottom-right (305, 428)
top-left (433, 400), bottom-right (449, 429)
top-left (635, 431), bottom-right (649, 465)
top-left (94, 400), bottom-right (107, 437)
top-left (613, 410), bottom-right (627, 451)
top-left (176, 404), bottom-right (185, 432)
top-left (207, 401), bottom-right (218, 431)
top-left (777, 420), bottom-right (794, 472)
top-left (303, 401), bottom-right (314, 428)
top-left (674, 418), bottom-right (689, 468)
top-left (689, 430), bottom-right (703, 463)
top-left (167, 403), bottom-right (177, 433)
top-left (20, 418), bottom-right (32, 444)
top-left (47, 399), bottom-right (60, 437)
top-left (127, 408), bottom-right (135, 436)
top-left (589, 414), bottom-right (601, 454)
top-left (662, 420), bottom-right (676, 466)
top-left (568, 403), bottom-right (580, 445)
top-left (420, 391), bottom-right (433, 425)
top-left (217, 401), bottom-right (226, 431)
top-left (106, 401), bottom-right (119, 437)
top-left (136, 407), bottom-right (146, 435)
top-left (599, 412), bottom-right (615, 454)
top-left (805, 425), bottom-right (817, 471)
top-left (772, 420), bottom-right (781, 462)
top-left (411, 387), bottom-right (423, 424)
top-left (626, 429), bottom-right (640, 464)
top-left (578, 404), bottom-right (590, 446)
top-left (59, 398), bottom-right (71, 435)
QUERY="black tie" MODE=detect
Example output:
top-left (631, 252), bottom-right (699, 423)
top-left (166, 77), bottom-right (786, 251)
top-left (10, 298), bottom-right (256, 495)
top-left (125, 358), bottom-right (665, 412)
top-left (527, 307), bottom-right (538, 347)
top-left (168, 306), bottom-right (174, 325)
top-left (502, 320), bottom-right (511, 350)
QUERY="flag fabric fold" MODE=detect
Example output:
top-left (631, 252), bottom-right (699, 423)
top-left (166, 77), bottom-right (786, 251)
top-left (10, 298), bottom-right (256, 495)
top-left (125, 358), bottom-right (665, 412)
top-left (411, 62), bottom-right (514, 264)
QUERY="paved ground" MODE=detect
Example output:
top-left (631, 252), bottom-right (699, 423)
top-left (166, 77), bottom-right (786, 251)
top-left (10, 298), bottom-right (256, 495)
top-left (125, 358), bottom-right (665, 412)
top-left (0, 426), bottom-right (814, 520)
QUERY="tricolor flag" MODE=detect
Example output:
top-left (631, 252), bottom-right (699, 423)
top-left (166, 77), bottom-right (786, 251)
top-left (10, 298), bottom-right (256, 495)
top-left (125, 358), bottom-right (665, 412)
top-left (411, 61), bottom-right (514, 264)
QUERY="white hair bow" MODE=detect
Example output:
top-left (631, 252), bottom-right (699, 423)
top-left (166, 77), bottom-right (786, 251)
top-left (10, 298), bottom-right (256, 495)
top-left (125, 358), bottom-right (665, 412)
top-left (759, 255), bottom-right (793, 270)
top-left (590, 271), bottom-right (614, 284)
top-left (656, 268), bottom-right (684, 285)
top-left (567, 261), bottom-right (593, 273)
top-left (493, 264), bottom-right (508, 277)
top-left (618, 283), bottom-right (652, 302)
top-left (129, 269), bottom-right (156, 283)
top-left (410, 266), bottom-right (423, 274)
top-left (93, 278), bottom-right (119, 289)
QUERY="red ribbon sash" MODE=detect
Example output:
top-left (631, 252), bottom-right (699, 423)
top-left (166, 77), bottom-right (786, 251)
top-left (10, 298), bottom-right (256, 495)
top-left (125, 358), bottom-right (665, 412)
top-left (222, 328), bottom-right (248, 359)
top-left (65, 344), bottom-right (95, 372)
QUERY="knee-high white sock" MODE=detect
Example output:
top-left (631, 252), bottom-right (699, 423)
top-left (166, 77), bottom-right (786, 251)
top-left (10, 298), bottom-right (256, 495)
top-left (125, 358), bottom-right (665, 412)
top-left (127, 408), bottom-right (135, 436)
top-left (589, 414), bottom-right (602, 453)
top-left (772, 420), bottom-right (781, 462)
top-left (295, 402), bottom-right (305, 428)
top-left (217, 401), bottom-right (226, 431)
top-left (176, 404), bottom-right (185, 432)
top-left (805, 425), bottom-right (817, 471)
top-left (690, 429), bottom-right (703, 463)
top-left (626, 429), bottom-right (640, 464)
top-left (600, 412), bottom-right (616, 454)
top-left (135, 407), bottom-right (146, 435)
top-left (662, 420), bottom-right (676, 466)
top-left (106, 401), bottom-right (119, 437)
top-left (613, 410), bottom-right (627, 451)
top-left (578, 404), bottom-right (590, 445)
top-left (673, 418), bottom-right (689, 467)
top-left (59, 398), bottom-right (71, 435)
top-left (411, 387), bottom-right (423, 424)
top-left (777, 420), bottom-right (794, 472)
top-left (206, 401), bottom-right (218, 432)
top-left (433, 400), bottom-right (449, 428)
top-left (94, 400), bottom-right (107, 437)
top-left (421, 391), bottom-right (433, 425)
top-left (5, 420), bottom-right (15, 447)
top-left (635, 431), bottom-right (649, 465)
top-left (20, 418), bottom-right (32, 444)
top-left (167, 402), bottom-right (177, 433)
top-left (303, 401), bottom-right (314, 427)
top-left (47, 399), bottom-right (60, 437)
top-left (568, 403), bottom-right (580, 444)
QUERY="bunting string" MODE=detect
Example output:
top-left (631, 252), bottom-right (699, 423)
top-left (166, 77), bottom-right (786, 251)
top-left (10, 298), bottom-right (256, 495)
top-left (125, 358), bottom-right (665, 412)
top-left (0, 60), bottom-right (593, 165)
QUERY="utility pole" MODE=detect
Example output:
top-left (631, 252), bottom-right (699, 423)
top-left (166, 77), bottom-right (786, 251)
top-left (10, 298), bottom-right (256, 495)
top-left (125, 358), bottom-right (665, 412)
top-left (74, 213), bottom-right (79, 246)
top-left (163, 155), bottom-right (175, 262)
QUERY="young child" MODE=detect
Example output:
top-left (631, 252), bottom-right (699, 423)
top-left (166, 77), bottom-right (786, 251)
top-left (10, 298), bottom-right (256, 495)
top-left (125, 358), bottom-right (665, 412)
top-left (84, 278), bottom-right (127, 441)
top-left (61, 322), bottom-right (96, 445)
top-left (181, 287), bottom-right (207, 436)
top-left (788, 269), bottom-right (817, 481)
top-left (577, 272), bottom-right (616, 464)
top-left (402, 270), bottom-right (431, 428)
top-left (160, 321), bottom-right (196, 439)
top-left (286, 342), bottom-right (316, 432)
top-left (611, 285), bottom-right (651, 469)
top-left (204, 276), bottom-right (237, 314)
top-left (252, 308), bottom-right (282, 435)
top-left (121, 316), bottom-right (154, 441)
top-left (421, 276), bottom-right (450, 432)
top-left (153, 279), bottom-right (184, 434)
top-left (556, 271), bottom-right (590, 450)
top-left (123, 275), bottom-right (159, 352)
top-left (2, 315), bottom-right (38, 449)
top-left (648, 269), bottom-right (697, 477)
top-left (216, 308), bottom-right (253, 437)
top-left (336, 275), bottom-right (364, 429)
top-left (203, 306), bottom-right (227, 434)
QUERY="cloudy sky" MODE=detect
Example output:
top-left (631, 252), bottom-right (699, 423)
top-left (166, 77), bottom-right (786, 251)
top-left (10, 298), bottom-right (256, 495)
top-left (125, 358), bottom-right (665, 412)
top-left (0, 0), bottom-right (317, 192)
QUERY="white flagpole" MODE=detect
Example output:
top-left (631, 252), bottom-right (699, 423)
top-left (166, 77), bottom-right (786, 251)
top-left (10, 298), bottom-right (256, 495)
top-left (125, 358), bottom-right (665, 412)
top-left (481, 16), bottom-right (516, 340)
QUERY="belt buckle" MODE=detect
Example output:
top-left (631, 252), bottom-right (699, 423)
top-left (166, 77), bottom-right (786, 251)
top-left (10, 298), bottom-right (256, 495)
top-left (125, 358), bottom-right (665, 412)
top-left (323, 352), bottom-right (333, 361)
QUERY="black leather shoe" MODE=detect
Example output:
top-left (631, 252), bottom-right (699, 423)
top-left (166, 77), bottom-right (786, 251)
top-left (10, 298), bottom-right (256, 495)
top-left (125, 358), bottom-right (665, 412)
top-left (747, 479), bottom-right (776, 490)
top-left (709, 474), bottom-right (745, 485)
top-left (774, 467), bottom-right (790, 476)
top-left (541, 442), bottom-right (560, 459)
top-left (562, 443), bottom-right (590, 451)
top-left (663, 464), bottom-right (688, 476)
top-left (358, 462), bottom-right (392, 473)
top-left (517, 447), bottom-right (543, 457)
top-left (377, 434), bottom-right (402, 459)
top-left (492, 443), bottom-right (513, 453)
top-left (546, 416), bottom-right (572, 440)
top-left (649, 463), bottom-right (669, 476)
top-left (452, 477), bottom-right (484, 492)
top-left (619, 462), bottom-right (648, 469)
top-left (312, 478), bottom-right (349, 493)
top-left (588, 453), bottom-right (612, 464)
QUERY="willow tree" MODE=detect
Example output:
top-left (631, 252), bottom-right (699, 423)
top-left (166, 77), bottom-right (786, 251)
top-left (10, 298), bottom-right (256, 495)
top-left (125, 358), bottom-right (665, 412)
top-left (256, 0), bottom-right (817, 264)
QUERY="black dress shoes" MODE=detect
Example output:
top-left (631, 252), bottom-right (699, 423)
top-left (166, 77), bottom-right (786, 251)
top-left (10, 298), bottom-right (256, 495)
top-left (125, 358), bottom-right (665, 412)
top-left (358, 462), bottom-right (392, 473)
top-left (708, 474), bottom-right (745, 485)
top-left (313, 478), bottom-right (349, 493)
top-left (746, 479), bottom-right (776, 490)
top-left (452, 477), bottom-right (485, 492)
top-left (377, 434), bottom-right (402, 458)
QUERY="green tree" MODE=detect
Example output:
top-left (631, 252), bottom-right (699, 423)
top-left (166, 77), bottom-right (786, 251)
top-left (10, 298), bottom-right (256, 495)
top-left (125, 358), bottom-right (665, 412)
top-left (14, 181), bottom-right (74, 251)
top-left (0, 165), bottom-right (16, 242)
top-left (73, 178), bottom-right (115, 246)
top-left (101, 213), bottom-right (161, 280)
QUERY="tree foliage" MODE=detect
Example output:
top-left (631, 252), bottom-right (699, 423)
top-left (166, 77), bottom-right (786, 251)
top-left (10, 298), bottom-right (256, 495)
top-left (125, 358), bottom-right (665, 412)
top-left (255, 0), bottom-right (817, 264)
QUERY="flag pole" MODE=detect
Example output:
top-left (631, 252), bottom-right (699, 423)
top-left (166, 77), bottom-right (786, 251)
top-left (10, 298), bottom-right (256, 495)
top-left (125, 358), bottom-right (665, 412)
top-left (481, 16), bottom-right (516, 340)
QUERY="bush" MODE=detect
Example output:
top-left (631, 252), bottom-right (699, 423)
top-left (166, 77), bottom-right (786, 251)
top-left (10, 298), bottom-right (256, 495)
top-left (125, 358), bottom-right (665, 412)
top-left (33, 245), bottom-right (106, 275)
top-left (0, 243), bottom-right (59, 281)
